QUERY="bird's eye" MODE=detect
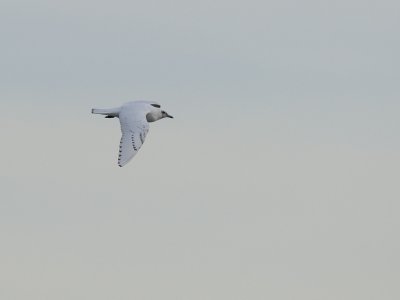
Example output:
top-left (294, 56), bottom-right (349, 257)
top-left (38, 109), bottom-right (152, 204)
top-left (151, 104), bottom-right (161, 108)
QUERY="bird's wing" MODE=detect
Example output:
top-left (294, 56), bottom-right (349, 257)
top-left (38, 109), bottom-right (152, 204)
top-left (117, 108), bottom-right (150, 167)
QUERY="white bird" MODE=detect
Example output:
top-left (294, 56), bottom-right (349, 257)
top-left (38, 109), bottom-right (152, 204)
top-left (92, 101), bottom-right (173, 167)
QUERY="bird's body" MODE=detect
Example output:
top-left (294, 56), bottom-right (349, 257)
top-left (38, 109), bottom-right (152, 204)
top-left (92, 101), bottom-right (173, 167)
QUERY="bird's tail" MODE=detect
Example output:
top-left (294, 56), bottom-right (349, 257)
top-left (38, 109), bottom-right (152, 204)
top-left (91, 107), bottom-right (120, 117)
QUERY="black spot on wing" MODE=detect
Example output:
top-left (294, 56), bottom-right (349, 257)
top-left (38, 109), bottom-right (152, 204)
top-left (118, 135), bottom-right (124, 166)
top-left (131, 134), bottom-right (138, 151)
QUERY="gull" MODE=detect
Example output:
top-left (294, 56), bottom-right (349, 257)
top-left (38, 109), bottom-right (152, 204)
top-left (92, 101), bottom-right (173, 167)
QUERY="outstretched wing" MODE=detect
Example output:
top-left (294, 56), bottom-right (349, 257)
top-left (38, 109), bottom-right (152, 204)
top-left (118, 108), bottom-right (150, 167)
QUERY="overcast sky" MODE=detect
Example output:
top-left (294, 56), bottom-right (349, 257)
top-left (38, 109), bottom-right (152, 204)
top-left (1, 0), bottom-right (399, 299)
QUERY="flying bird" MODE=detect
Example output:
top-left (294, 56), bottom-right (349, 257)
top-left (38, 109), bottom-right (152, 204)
top-left (92, 101), bottom-right (173, 167)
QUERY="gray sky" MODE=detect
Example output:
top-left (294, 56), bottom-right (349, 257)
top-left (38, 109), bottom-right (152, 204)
top-left (1, 0), bottom-right (399, 299)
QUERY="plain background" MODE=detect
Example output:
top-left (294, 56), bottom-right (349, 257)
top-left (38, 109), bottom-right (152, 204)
top-left (1, 0), bottom-right (399, 299)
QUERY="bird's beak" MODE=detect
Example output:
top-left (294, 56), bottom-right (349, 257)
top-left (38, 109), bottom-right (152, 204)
top-left (166, 113), bottom-right (173, 118)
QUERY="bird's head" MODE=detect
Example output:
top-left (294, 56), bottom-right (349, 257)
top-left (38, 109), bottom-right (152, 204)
top-left (146, 102), bottom-right (173, 122)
